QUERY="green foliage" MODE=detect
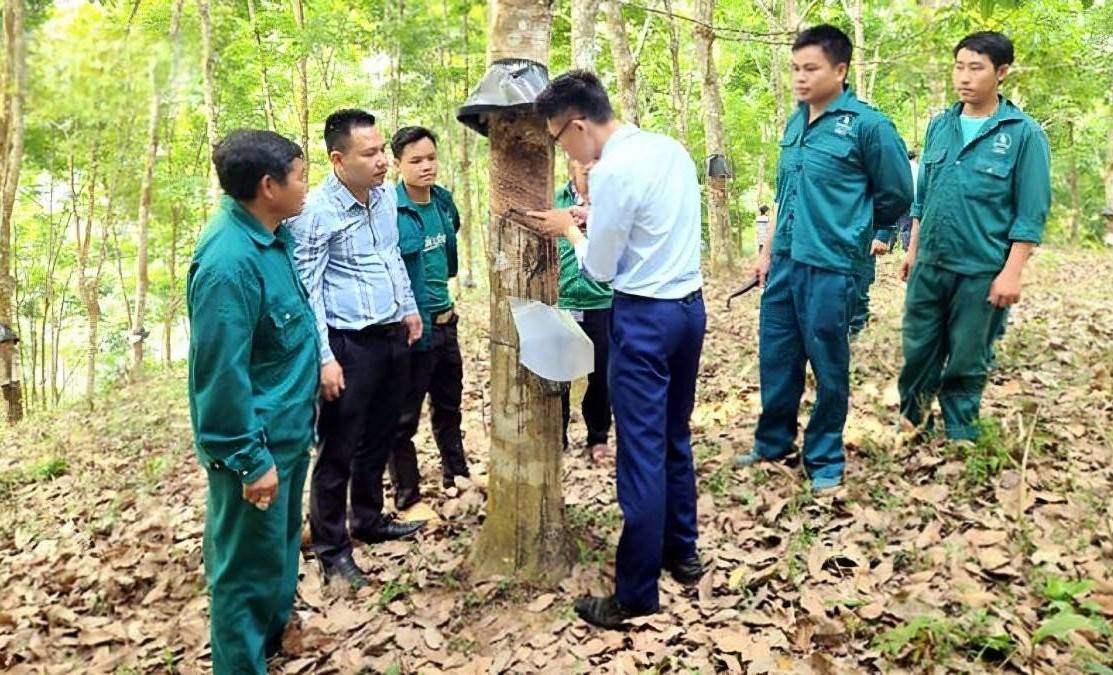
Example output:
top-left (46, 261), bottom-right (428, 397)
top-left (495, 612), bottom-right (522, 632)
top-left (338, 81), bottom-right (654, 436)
top-left (874, 610), bottom-right (1015, 666)
top-left (1033, 575), bottom-right (1111, 647)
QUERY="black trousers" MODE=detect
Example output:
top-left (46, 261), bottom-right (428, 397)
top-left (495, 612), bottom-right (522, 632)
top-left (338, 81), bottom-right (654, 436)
top-left (561, 307), bottom-right (613, 448)
top-left (388, 316), bottom-right (469, 510)
top-left (310, 323), bottom-right (409, 567)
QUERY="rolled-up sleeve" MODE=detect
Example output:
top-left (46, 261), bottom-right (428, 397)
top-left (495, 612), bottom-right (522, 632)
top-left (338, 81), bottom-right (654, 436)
top-left (287, 211), bottom-right (335, 364)
top-left (1008, 125), bottom-right (1051, 244)
top-left (188, 267), bottom-right (273, 484)
top-left (574, 168), bottom-right (636, 283)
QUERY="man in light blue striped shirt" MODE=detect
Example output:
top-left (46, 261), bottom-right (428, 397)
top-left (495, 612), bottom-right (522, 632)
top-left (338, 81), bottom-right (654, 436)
top-left (529, 71), bottom-right (706, 630)
top-left (287, 109), bottom-right (426, 590)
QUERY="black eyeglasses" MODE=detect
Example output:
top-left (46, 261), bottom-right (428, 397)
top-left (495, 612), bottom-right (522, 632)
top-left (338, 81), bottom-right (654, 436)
top-left (550, 116), bottom-right (586, 143)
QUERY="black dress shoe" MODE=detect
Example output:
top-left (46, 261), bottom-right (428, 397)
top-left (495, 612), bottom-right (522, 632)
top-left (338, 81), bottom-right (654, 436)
top-left (354, 518), bottom-right (427, 544)
top-left (574, 595), bottom-right (651, 630)
top-left (664, 554), bottom-right (704, 586)
top-left (320, 556), bottom-right (368, 590)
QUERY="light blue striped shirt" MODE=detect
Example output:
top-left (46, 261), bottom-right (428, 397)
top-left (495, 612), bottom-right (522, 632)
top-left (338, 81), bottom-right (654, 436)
top-left (287, 173), bottom-right (417, 364)
top-left (573, 124), bottom-right (703, 299)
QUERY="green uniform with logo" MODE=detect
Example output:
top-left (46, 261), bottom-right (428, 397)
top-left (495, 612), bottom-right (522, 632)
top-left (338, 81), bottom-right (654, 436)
top-left (389, 183), bottom-right (469, 506)
top-left (899, 97), bottom-right (1050, 439)
top-left (756, 89), bottom-right (913, 483)
top-left (187, 196), bottom-right (320, 674)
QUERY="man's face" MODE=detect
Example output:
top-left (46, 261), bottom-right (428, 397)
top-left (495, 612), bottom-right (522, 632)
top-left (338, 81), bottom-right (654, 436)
top-left (547, 114), bottom-right (595, 165)
top-left (953, 48), bottom-right (1006, 105)
top-left (570, 159), bottom-right (595, 199)
top-left (331, 125), bottom-right (389, 188)
top-left (791, 45), bottom-right (847, 104)
top-left (266, 156), bottom-right (308, 219)
top-left (394, 136), bottom-right (438, 189)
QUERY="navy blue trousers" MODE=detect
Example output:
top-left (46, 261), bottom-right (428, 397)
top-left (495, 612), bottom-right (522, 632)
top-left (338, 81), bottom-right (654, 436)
top-left (610, 290), bottom-right (705, 613)
top-left (755, 256), bottom-right (855, 481)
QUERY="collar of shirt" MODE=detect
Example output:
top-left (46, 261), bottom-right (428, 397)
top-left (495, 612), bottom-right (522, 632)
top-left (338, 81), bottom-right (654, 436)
top-left (794, 87), bottom-right (860, 123)
top-left (323, 171), bottom-right (383, 212)
top-left (942, 95), bottom-right (1025, 129)
top-left (599, 124), bottom-right (640, 162)
top-left (222, 195), bottom-right (281, 248)
top-left (395, 181), bottom-right (438, 211)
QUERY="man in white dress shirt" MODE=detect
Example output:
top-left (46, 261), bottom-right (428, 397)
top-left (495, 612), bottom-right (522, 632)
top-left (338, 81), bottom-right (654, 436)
top-left (528, 71), bottom-right (706, 629)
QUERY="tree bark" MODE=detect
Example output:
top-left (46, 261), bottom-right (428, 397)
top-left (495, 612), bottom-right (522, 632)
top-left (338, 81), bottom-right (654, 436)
top-left (132, 0), bottom-right (183, 379)
top-left (571, 0), bottom-right (601, 71)
top-left (471, 0), bottom-right (573, 584)
top-left (1104, 110), bottom-right (1113, 245)
top-left (662, 0), bottom-right (687, 140)
top-left (603, 0), bottom-right (639, 125)
top-left (198, 0), bottom-right (222, 208)
top-left (0, 0), bottom-right (27, 423)
top-left (246, 0), bottom-right (277, 130)
top-left (290, 0), bottom-right (309, 176)
top-left (842, 0), bottom-right (865, 94)
top-left (693, 0), bottom-right (733, 274)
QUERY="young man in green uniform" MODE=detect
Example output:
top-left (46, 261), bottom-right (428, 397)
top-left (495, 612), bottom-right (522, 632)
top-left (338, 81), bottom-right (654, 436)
top-left (187, 129), bottom-right (317, 674)
top-left (735, 25), bottom-right (913, 492)
top-left (387, 126), bottom-right (470, 515)
top-left (555, 158), bottom-right (613, 463)
top-left (899, 31), bottom-right (1050, 439)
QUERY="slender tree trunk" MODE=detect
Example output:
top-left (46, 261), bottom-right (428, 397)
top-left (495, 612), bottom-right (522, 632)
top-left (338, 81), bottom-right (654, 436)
top-left (470, 0), bottom-right (572, 584)
top-left (0, 0), bottom-right (27, 423)
top-left (1066, 121), bottom-right (1080, 243)
top-left (571, 0), bottom-right (601, 71)
top-left (73, 152), bottom-right (100, 408)
top-left (1104, 111), bottom-right (1113, 245)
top-left (290, 0), bottom-right (309, 175)
top-left (165, 205), bottom-right (180, 365)
top-left (132, 1), bottom-right (182, 378)
top-left (198, 0), bottom-right (221, 208)
top-left (662, 0), bottom-right (687, 141)
top-left (843, 0), bottom-right (865, 94)
top-left (603, 0), bottom-right (639, 125)
top-left (456, 8), bottom-right (477, 290)
top-left (247, 0), bottom-right (277, 130)
top-left (693, 0), bottom-right (733, 273)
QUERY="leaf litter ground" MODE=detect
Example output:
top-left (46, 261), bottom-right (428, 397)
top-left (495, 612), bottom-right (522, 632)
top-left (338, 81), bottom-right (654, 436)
top-left (1, 249), bottom-right (1111, 674)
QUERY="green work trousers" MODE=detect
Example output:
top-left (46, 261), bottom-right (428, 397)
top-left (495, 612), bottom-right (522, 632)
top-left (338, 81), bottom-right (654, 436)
top-left (204, 446), bottom-right (309, 674)
top-left (898, 262), bottom-right (1006, 440)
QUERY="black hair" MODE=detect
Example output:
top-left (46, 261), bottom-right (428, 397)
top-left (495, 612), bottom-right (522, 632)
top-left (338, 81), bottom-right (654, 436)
top-left (324, 108), bottom-right (377, 153)
top-left (534, 70), bottom-right (615, 123)
top-left (391, 126), bottom-right (438, 158)
top-left (793, 24), bottom-right (853, 69)
top-left (212, 129), bottom-right (303, 201)
top-left (954, 31), bottom-right (1014, 68)
top-left (759, 205), bottom-right (770, 215)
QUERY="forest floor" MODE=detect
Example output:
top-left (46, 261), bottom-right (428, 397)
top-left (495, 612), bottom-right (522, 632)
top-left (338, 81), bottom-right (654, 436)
top-left (1, 248), bottom-right (1112, 674)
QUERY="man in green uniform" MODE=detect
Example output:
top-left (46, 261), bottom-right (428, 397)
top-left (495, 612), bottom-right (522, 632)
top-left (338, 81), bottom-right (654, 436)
top-left (388, 126), bottom-right (470, 515)
top-left (187, 129), bottom-right (318, 674)
top-left (734, 25), bottom-right (913, 492)
top-left (899, 31), bottom-right (1050, 440)
top-left (555, 158), bottom-right (613, 463)
top-left (849, 225), bottom-right (895, 340)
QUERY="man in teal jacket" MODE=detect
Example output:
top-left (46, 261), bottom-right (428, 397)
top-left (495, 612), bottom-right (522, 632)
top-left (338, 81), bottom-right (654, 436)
top-left (388, 126), bottom-right (470, 513)
top-left (899, 31), bottom-right (1050, 440)
top-left (187, 129), bottom-right (318, 674)
top-left (735, 25), bottom-right (913, 492)
top-left (555, 158), bottom-right (614, 463)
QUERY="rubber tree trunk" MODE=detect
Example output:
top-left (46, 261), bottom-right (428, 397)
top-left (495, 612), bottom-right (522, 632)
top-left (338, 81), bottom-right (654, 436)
top-left (290, 0), bottom-right (309, 177)
top-left (662, 0), bottom-right (687, 141)
top-left (0, 0), bottom-right (27, 423)
top-left (197, 0), bottom-right (221, 208)
top-left (468, 0), bottom-right (573, 584)
top-left (603, 0), bottom-right (639, 125)
top-left (132, 0), bottom-right (183, 379)
top-left (693, 0), bottom-right (733, 274)
top-left (571, 0), bottom-right (601, 71)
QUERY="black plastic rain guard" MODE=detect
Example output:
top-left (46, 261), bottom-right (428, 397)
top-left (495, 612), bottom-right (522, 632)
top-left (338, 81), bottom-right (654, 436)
top-left (456, 59), bottom-right (550, 137)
